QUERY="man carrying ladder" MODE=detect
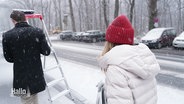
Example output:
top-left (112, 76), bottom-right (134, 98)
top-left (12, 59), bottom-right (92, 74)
top-left (2, 9), bottom-right (75, 104)
top-left (2, 10), bottom-right (51, 104)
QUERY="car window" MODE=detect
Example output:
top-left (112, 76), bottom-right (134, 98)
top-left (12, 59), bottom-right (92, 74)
top-left (84, 32), bottom-right (90, 35)
top-left (166, 30), bottom-right (171, 35)
top-left (146, 29), bottom-right (164, 38)
top-left (63, 32), bottom-right (71, 35)
top-left (170, 29), bottom-right (176, 36)
top-left (162, 31), bottom-right (167, 36)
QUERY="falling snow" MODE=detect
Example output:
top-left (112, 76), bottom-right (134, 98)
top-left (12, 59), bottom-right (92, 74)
top-left (36, 38), bottom-right (39, 42)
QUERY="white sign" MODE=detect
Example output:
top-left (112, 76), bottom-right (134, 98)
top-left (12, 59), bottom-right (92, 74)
top-left (154, 23), bottom-right (158, 27)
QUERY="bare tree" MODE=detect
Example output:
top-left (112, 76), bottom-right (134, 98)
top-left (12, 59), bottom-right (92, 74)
top-left (158, 0), bottom-right (173, 28)
top-left (148, 0), bottom-right (158, 30)
top-left (58, 0), bottom-right (63, 31)
top-left (177, 0), bottom-right (182, 32)
top-left (8, 0), bottom-right (184, 35)
top-left (68, 0), bottom-right (76, 32)
top-left (92, 0), bottom-right (98, 30)
top-left (52, 0), bottom-right (63, 31)
top-left (102, 0), bottom-right (109, 28)
top-left (124, 0), bottom-right (135, 23)
top-left (128, 0), bottom-right (135, 23)
top-left (48, 0), bottom-right (52, 32)
top-left (52, 0), bottom-right (59, 29)
top-left (114, 0), bottom-right (119, 18)
top-left (83, 0), bottom-right (91, 30)
top-left (73, 0), bottom-right (83, 31)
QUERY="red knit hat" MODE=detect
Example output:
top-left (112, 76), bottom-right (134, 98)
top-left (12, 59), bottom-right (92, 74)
top-left (106, 15), bottom-right (134, 45)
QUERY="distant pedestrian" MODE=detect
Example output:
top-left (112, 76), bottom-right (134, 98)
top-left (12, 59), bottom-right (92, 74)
top-left (2, 10), bottom-right (51, 104)
top-left (98, 15), bottom-right (160, 104)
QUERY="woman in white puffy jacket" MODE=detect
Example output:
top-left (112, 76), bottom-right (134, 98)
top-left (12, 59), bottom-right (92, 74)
top-left (98, 15), bottom-right (160, 104)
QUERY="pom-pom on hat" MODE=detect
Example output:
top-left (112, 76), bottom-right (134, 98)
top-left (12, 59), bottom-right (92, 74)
top-left (105, 15), bottom-right (134, 45)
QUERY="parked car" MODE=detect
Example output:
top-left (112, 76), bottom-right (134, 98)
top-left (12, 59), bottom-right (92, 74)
top-left (82, 30), bottom-right (105, 42)
top-left (99, 32), bottom-right (105, 41)
top-left (59, 30), bottom-right (73, 40)
top-left (72, 32), bottom-right (84, 41)
top-left (173, 31), bottom-right (184, 48)
top-left (141, 28), bottom-right (176, 48)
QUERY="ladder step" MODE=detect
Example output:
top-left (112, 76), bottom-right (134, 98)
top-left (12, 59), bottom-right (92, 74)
top-left (51, 90), bottom-right (70, 101)
top-left (47, 78), bottom-right (64, 87)
top-left (44, 65), bottom-right (59, 72)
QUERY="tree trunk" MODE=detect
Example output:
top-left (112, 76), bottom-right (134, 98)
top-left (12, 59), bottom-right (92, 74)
top-left (129, 0), bottom-right (135, 23)
top-left (73, 0), bottom-right (83, 31)
top-left (167, 2), bottom-right (173, 27)
top-left (48, 0), bottom-right (52, 32)
top-left (92, 0), bottom-right (98, 30)
top-left (148, 0), bottom-right (158, 30)
top-left (68, 0), bottom-right (76, 32)
top-left (102, 0), bottom-right (109, 28)
top-left (83, 0), bottom-right (90, 30)
top-left (53, 0), bottom-right (59, 28)
top-left (114, 0), bottom-right (119, 18)
top-left (58, 0), bottom-right (63, 31)
top-left (140, 0), bottom-right (143, 33)
top-left (177, 0), bottom-right (182, 32)
top-left (99, 0), bottom-right (102, 30)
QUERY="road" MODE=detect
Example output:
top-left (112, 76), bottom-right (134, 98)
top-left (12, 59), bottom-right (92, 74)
top-left (51, 40), bottom-right (184, 90)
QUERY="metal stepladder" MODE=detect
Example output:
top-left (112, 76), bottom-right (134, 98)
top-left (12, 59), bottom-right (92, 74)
top-left (15, 9), bottom-right (73, 103)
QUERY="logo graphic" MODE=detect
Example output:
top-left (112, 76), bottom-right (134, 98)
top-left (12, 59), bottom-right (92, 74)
top-left (10, 88), bottom-right (27, 97)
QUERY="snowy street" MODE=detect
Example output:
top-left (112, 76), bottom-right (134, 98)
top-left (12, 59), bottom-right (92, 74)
top-left (0, 39), bottom-right (184, 104)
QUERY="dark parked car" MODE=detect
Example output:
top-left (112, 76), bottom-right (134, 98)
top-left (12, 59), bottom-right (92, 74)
top-left (72, 32), bottom-right (84, 41)
top-left (82, 30), bottom-right (105, 42)
top-left (141, 28), bottom-right (176, 48)
top-left (59, 30), bottom-right (73, 40)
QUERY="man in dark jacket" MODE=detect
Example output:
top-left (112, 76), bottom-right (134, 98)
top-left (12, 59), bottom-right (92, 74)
top-left (2, 10), bottom-right (51, 104)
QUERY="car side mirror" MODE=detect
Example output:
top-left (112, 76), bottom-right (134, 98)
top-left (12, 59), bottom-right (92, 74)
top-left (162, 33), bottom-right (167, 37)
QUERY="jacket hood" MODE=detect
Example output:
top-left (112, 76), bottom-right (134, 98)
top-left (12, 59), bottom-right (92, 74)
top-left (98, 43), bottom-right (160, 79)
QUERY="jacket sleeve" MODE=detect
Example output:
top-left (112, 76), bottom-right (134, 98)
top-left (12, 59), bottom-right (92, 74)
top-left (39, 29), bottom-right (51, 56)
top-left (2, 34), bottom-right (14, 63)
top-left (105, 65), bottom-right (133, 104)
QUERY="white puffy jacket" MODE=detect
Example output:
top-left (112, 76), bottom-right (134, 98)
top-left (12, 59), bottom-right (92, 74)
top-left (98, 43), bottom-right (160, 104)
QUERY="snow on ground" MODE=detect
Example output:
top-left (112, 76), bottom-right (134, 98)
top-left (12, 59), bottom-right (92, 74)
top-left (157, 85), bottom-right (184, 104)
top-left (44, 57), bottom-right (104, 104)
top-left (1, 41), bottom-right (184, 104)
top-left (45, 56), bottom-right (184, 104)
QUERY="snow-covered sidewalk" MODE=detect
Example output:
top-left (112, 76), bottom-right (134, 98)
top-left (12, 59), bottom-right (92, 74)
top-left (46, 56), bottom-right (184, 104)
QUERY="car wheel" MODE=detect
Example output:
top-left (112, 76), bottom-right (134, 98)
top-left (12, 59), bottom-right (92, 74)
top-left (92, 38), bottom-right (97, 43)
top-left (157, 43), bottom-right (162, 49)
